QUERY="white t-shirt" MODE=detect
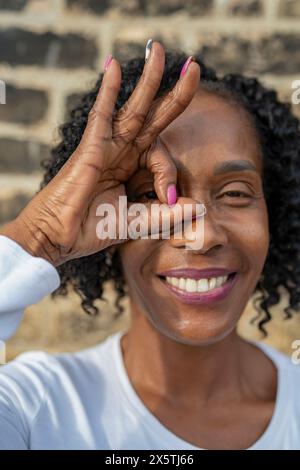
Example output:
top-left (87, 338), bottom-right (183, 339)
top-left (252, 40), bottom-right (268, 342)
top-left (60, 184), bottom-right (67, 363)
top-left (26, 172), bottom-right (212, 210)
top-left (0, 235), bottom-right (300, 450)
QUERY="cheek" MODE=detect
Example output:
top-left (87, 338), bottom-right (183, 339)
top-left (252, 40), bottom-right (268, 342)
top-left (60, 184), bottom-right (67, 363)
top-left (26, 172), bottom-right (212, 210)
top-left (228, 205), bottom-right (269, 271)
top-left (118, 241), bottom-right (138, 276)
top-left (118, 239), bottom-right (153, 282)
top-left (118, 240), bottom-right (161, 314)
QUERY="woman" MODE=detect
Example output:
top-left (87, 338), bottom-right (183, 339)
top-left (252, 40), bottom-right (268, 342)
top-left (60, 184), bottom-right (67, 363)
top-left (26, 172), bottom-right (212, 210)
top-left (0, 40), bottom-right (299, 450)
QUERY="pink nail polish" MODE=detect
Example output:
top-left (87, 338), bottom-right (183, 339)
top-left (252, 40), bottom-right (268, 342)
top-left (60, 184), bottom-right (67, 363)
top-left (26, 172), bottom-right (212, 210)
top-left (180, 56), bottom-right (194, 78)
top-left (103, 54), bottom-right (113, 72)
top-left (167, 184), bottom-right (177, 206)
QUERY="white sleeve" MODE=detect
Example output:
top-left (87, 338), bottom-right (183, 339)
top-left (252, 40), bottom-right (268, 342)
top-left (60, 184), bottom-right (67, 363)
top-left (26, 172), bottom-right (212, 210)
top-left (0, 235), bottom-right (60, 342)
top-left (0, 350), bottom-right (53, 450)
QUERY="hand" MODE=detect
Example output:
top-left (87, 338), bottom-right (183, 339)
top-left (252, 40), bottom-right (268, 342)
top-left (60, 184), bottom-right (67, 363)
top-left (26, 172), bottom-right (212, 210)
top-left (1, 42), bottom-right (200, 266)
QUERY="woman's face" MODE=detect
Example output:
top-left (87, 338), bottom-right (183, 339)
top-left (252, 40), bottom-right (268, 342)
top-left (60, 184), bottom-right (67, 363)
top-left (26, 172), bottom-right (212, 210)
top-left (118, 87), bottom-right (269, 345)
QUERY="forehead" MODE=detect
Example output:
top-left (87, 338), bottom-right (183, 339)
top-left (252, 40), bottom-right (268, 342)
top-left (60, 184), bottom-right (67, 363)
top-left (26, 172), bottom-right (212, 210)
top-left (158, 87), bottom-right (262, 173)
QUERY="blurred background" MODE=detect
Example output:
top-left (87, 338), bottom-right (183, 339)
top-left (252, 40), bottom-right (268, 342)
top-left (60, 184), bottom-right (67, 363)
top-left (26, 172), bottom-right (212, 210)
top-left (0, 0), bottom-right (300, 360)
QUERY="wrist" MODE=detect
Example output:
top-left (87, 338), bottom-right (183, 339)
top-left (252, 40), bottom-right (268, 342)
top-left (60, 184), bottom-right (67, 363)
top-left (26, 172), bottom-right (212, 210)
top-left (0, 218), bottom-right (57, 266)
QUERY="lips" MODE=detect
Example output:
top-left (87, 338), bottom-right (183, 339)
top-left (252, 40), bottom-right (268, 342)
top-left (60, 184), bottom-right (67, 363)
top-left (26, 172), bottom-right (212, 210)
top-left (156, 268), bottom-right (238, 304)
top-left (157, 268), bottom-right (235, 279)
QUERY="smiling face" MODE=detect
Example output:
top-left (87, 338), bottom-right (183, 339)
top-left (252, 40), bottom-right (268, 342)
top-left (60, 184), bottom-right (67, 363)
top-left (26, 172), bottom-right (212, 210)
top-left (118, 87), bottom-right (269, 345)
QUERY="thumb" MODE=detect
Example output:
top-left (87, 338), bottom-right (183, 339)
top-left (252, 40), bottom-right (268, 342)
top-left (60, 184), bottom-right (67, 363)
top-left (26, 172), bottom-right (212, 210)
top-left (125, 197), bottom-right (203, 240)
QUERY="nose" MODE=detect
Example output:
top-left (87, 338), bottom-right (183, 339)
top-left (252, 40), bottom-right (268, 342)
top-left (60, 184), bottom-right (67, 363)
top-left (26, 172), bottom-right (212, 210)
top-left (170, 203), bottom-right (228, 254)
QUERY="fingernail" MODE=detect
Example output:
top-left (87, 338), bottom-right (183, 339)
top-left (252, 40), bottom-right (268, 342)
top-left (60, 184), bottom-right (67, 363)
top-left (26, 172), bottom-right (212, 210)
top-left (103, 54), bottom-right (113, 72)
top-left (145, 38), bottom-right (153, 63)
top-left (180, 56), bottom-right (194, 78)
top-left (167, 184), bottom-right (177, 207)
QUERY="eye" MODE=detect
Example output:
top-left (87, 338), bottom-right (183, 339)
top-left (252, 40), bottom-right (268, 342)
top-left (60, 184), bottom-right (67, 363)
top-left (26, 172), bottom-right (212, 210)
top-left (138, 190), bottom-right (158, 202)
top-left (218, 190), bottom-right (254, 208)
top-left (131, 189), bottom-right (158, 203)
top-left (216, 182), bottom-right (255, 207)
top-left (222, 190), bottom-right (250, 198)
top-left (144, 190), bottom-right (157, 199)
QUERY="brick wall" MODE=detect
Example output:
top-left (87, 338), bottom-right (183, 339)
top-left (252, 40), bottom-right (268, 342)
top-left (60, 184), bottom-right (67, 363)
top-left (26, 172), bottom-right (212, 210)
top-left (1, 0), bottom-right (300, 360)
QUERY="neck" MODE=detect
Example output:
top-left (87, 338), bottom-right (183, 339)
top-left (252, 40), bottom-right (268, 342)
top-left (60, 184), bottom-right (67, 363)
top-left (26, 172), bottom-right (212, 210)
top-left (121, 302), bottom-right (250, 406)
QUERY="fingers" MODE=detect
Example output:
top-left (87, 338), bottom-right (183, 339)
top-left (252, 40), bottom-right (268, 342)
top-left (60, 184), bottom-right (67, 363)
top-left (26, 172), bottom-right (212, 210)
top-left (51, 58), bottom-right (122, 216)
top-left (78, 57), bottom-right (122, 163)
top-left (125, 196), bottom-right (204, 240)
top-left (82, 188), bottom-right (205, 253)
top-left (112, 41), bottom-right (165, 144)
top-left (140, 138), bottom-right (177, 205)
top-left (135, 59), bottom-right (201, 154)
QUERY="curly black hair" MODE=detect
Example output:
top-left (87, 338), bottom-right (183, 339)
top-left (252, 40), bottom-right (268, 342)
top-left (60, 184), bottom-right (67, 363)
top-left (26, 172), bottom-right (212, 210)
top-left (41, 50), bottom-right (300, 336)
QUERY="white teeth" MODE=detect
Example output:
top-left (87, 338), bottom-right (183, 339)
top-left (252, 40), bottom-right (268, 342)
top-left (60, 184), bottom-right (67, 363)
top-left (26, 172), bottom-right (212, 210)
top-left (179, 277), bottom-right (186, 290)
top-left (165, 275), bottom-right (229, 293)
top-left (198, 278), bottom-right (209, 292)
top-left (166, 276), bottom-right (180, 287)
top-left (186, 279), bottom-right (197, 293)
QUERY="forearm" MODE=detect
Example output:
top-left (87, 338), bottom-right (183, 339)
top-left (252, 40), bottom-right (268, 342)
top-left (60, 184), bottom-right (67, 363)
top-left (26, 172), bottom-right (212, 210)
top-left (0, 234), bottom-right (60, 341)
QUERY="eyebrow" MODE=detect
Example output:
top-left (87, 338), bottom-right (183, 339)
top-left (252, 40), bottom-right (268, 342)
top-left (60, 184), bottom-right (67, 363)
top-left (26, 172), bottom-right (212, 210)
top-left (213, 160), bottom-right (259, 175)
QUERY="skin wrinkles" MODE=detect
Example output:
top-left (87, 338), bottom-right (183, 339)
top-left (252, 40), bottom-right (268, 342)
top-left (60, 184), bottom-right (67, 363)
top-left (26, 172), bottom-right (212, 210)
top-left (117, 88), bottom-right (275, 450)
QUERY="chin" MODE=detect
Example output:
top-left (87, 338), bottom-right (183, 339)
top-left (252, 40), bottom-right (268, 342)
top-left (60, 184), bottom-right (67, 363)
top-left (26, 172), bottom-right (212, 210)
top-left (148, 307), bottom-right (240, 347)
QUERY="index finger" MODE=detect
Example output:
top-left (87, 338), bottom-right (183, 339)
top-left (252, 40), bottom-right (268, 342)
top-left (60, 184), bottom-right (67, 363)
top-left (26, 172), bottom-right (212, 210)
top-left (134, 58), bottom-right (201, 153)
